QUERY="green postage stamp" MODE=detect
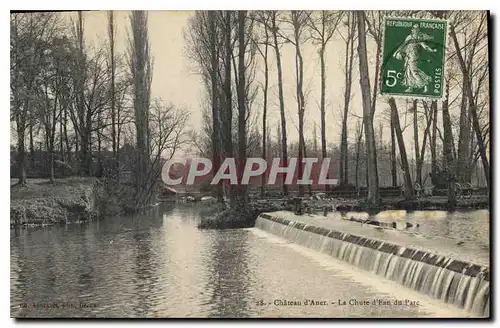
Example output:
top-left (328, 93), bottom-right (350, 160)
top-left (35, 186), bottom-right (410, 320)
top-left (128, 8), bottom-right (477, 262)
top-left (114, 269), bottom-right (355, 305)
top-left (381, 17), bottom-right (448, 99)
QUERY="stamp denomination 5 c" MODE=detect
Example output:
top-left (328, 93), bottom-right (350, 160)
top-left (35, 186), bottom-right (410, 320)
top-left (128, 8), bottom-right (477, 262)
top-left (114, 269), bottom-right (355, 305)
top-left (381, 17), bottom-right (448, 99)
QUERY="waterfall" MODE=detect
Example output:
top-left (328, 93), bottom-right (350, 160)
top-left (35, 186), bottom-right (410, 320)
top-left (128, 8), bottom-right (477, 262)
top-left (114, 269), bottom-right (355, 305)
top-left (255, 214), bottom-right (489, 317)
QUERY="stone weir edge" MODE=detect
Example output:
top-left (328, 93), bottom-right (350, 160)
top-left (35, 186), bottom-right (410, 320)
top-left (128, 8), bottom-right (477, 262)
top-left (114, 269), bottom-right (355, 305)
top-left (258, 213), bottom-right (490, 282)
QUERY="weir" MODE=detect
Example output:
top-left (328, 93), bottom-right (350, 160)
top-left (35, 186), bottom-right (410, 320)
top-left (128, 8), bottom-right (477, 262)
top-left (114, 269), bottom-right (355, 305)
top-left (255, 212), bottom-right (490, 317)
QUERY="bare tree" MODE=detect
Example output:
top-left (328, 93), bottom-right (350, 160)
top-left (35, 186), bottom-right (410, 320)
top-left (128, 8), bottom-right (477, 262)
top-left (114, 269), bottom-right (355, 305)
top-left (237, 10), bottom-right (248, 206)
top-left (277, 10), bottom-right (310, 196)
top-left (308, 11), bottom-right (342, 190)
top-left (339, 12), bottom-right (356, 186)
top-left (253, 12), bottom-right (271, 197)
top-left (450, 12), bottom-right (489, 189)
top-left (390, 113), bottom-right (398, 187)
top-left (149, 99), bottom-right (190, 161)
top-left (441, 81), bottom-right (457, 206)
top-left (416, 100), bottom-right (435, 186)
top-left (72, 11), bottom-right (92, 175)
top-left (354, 119), bottom-right (364, 190)
top-left (11, 13), bottom-right (59, 184)
top-left (269, 11), bottom-right (289, 196)
top-left (389, 98), bottom-right (413, 200)
top-left (211, 12), bottom-right (225, 203)
top-left (107, 11), bottom-right (118, 167)
top-left (356, 11), bottom-right (380, 206)
top-left (37, 36), bottom-right (74, 182)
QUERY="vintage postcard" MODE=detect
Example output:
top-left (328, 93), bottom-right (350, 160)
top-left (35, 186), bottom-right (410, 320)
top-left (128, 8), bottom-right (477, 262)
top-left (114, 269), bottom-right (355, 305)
top-left (10, 10), bottom-right (490, 319)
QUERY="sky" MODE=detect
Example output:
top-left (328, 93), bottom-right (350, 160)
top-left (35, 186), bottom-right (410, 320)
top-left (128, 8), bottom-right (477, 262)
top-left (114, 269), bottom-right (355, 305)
top-left (81, 11), bottom-right (371, 147)
top-left (69, 11), bottom-right (485, 159)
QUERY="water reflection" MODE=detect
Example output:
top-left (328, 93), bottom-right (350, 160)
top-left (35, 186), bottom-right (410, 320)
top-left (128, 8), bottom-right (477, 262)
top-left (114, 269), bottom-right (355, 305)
top-left (10, 205), bottom-right (487, 318)
top-left (205, 229), bottom-right (250, 318)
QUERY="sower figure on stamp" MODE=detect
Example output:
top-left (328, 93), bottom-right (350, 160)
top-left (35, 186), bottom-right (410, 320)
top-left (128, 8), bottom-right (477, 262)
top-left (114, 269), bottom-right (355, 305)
top-left (393, 24), bottom-right (437, 93)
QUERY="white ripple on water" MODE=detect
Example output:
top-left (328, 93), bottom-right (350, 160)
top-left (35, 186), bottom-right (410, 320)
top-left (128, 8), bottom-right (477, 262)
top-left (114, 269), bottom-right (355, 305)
top-left (254, 217), bottom-right (489, 317)
top-left (250, 227), bottom-right (474, 318)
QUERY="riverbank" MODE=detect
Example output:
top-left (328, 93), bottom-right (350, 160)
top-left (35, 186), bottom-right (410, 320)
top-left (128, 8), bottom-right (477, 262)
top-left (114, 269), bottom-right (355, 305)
top-left (10, 178), bottom-right (100, 227)
top-left (198, 201), bottom-right (282, 229)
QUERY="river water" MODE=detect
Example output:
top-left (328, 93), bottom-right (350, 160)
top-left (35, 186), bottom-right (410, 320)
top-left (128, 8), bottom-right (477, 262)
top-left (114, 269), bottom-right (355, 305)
top-left (10, 204), bottom-right (485, 318)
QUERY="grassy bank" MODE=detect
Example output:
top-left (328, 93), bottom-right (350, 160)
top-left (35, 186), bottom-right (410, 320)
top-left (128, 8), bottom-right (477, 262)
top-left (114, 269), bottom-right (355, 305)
top-left (10, 178), bottom-right (99, 227)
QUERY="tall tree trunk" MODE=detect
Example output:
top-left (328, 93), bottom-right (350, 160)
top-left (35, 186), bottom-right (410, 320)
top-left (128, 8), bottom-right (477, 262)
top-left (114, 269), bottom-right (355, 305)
top-left (294, 39), bottom-right (305, 196)
top-left (390, 114), bottom-right (398, 187)
top-left (29, 118), bottom-right (35, 169)
top-left (340, 13), bottom-right (354, 186)
top-left (75, 132), bottom-right (79, 163)
top-left (319, 44), bottom-right (328, 192)
top-left (356, 11), bottom-right (379, 206)
top-left (290, 12), bottom-right (307, 197)
top-left (49, 132), bottom-right (55, 184)
top-left (465, 106), bottom-right (474, 183)
top-left (76, 11), bottom-right (89, 176)
top-left (260, 23), bottom-right (269, 198)
top-left (130, 11), bottom-right (153, 210)
top-left (16, 127), bottom-right (27, 185)
top-left (302, 142), bottom-right (312, 196)
top-left (209, 11), bottom-right (223, 204)
top-left (271, 13), bottom-right (288, 196)
top-left (412, 100), bottom-right (421, 186)
top-left (237, 10), bottom-right (248, 207)
top-left (11, 15), bottom-right (27, 185)
top-left (277, 125), bottom-right (282, 163)
top-left (97, 118), bottom-right (102, 176)
top-left (355, 122), bottom-right (363, 191)
top-left (59, 115), bottom-right (64, 176)
top-left (442, 82), bottom-right (456, 207)
top-left (63, 105), bottom-right (71, 165)
top-left (451, 26), bottom-right (489, 190)
top-left (418, 101), bottom-right (433, 189)
top-left (48, 134), bottom-right (54, 183)
top-left (389, 98), bottom-right (413, 200)
top-left (223, 11), bottom-right (235, 206)
top-left (456, 77), bottom-right (469, 183)
top-left (108, 11), bottom-right (118, 173)
top-left (430, 100), bottom-right (438, 181)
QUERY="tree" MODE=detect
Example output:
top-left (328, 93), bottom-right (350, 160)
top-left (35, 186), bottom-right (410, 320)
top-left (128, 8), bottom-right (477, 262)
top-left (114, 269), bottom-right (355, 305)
top-left (339, 12), bottom-right (356, 186)
top-left (38, 36), bottom-right (74, 182)
top-left (72, 11), bottom-right (92, 175)
top-left (211, 11), bottom-right (225, 203)
top-left (253, 12), bottom-right (271, 198)
top-left (11, 12), bottom-right (59, 184)
top-left (356, 11), bottom-right (380, 206)
top-left (269, 11), bottom-right (289, 196)
top-left (390, 113), bottom-right (398, 187)
top-left (429, 100), bottom-right (438, 183)
top-left (108, 11), bottom-right (118, 167)
top-left (308, 11), bottom-right (342, 190)
top-left (450, 12), bottom-right (489, 190)
top-left (354, 119), bottom-right (364, 190)
top-left (365, 11), bottom-right (383, 118)
top-left (285, 10), bottom-right (310, 196)
top-left (441, 81), bottom-right (457, 207)
top-left (389, 98), bottom-right (413, 200)
top-left (417, 100), bottom-right (435, 187)
top-left (237, 10), bottom-right (248, 206)
top-left (128, 11), bottom-right (153, 210)
top-left (185, 11), bottom-right (226, 203)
